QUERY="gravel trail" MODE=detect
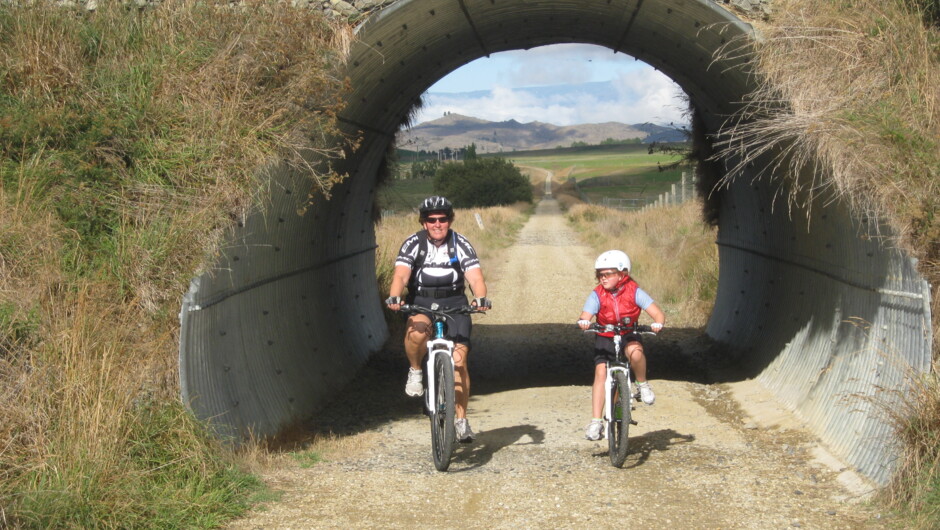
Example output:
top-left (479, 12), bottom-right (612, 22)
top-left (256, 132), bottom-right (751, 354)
top-left (228, 198), bottom-right (891, 529)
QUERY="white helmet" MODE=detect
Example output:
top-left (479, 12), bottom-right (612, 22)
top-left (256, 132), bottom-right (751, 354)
top-left (594, 250), bottom-right (631, 273)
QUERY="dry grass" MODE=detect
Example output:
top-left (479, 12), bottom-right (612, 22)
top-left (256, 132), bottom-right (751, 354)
top-left (716, 0), bottom-right (937, 232)
top-left (714, 0), bottom-right (939, 344)
top-left (869, 357), bottom-right (940, 526)
top-left (0, 1), bottom-right (351, 526)
top-left (566, 201), bottom-right (718, 328)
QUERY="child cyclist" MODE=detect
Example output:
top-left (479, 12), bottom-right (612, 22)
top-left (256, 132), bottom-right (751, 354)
top-left (577, 250), bottom-right (665, 441)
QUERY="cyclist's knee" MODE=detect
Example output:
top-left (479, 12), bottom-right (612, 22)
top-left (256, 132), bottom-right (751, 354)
top-left (404, 329), bottom-right (429, 350)
top-left (627, 344), bottom-right (645, 359)
top-left (453, 344), bottom-right (469, 367)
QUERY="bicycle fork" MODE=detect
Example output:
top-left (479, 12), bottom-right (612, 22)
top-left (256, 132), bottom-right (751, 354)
top-left (424, 338), bottom-right (454, 414)
top-left (605, 365), bottom-right (637, 425)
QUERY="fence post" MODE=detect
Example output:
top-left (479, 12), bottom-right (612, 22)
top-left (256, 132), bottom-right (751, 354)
top-left (681, 172), bottom-right (687, 203)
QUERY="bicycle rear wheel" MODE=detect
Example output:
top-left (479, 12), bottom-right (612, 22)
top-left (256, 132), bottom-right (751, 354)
top-left (430, 352), bottom-right (456, 471)
top-left (608, 371), bottom-right (632, 467)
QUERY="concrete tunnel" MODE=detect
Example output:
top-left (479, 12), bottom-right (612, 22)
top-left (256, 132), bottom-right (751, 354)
top-left (179, 0), bottom-right (932, 485)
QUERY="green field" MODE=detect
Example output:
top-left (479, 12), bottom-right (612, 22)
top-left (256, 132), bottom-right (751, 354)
top-left (381, 143), bottom-right (692, 210)
top-left (377, 177), bottom-right (435, 213)
top-left (509, 144), bottom-right (691, 204)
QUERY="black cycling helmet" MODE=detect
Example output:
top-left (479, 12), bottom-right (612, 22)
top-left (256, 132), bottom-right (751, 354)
top-left (418, 195), bottom-right (454, 218)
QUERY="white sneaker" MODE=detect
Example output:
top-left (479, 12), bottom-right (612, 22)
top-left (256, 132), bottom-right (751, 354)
top-left (638, 382), bottom-right (655, 405)
top-left (405, 368), bottom-right (424, 397)
top-left (455, 418), bottom-right (475, 443)
top-left (585, 419), bottom-right (604, 441)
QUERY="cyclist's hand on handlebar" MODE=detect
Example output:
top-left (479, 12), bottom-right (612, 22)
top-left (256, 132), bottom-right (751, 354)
top-left (385, 295), bottom-right (402, 311)
top-left (471, 297), bottom-right (492, 311)
top-left (651, 322), bottom-right (664, 334)
top-left (577, 319), bottom-right (592, 330)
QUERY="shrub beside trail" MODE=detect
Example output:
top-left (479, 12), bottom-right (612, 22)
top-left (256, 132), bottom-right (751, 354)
top-left (0, 2), bottom-right (351, 526)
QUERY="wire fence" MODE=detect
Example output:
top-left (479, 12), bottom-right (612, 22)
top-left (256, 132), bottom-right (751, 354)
top-left (578, 172), bottom-right (698, 211)
top-left (640, 171), bottom-right (698, 212)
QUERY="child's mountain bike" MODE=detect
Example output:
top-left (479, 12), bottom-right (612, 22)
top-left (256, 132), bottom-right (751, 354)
top-left (584, 318), bottom-right (656, 468)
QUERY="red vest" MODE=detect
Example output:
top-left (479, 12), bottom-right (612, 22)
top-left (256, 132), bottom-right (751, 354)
top-left (594, 276), bottom-right (641, 337)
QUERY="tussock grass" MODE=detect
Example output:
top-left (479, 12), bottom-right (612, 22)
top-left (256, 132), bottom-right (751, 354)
top-left (566, 202), bottom-right (718, 328)
top-left (715, 0), bottom-right (939, 342)
top-left (717, 0), bottom-right (938, 248)
top-left (0, 1), bottom-right (350, 526)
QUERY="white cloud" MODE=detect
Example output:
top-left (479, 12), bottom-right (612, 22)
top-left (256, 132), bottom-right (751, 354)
top-left (415, 67), bottom-right (687, 126)
top-left (501, 44), bottom-right (647, 87)
top-left (418, 43), bottom-right (688, 126)
top-left (607, 72), bottom-right (688, 124)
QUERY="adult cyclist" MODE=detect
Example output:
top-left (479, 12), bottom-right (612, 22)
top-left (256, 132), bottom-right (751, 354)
top-left (385, 196), bottom-right (491, 443)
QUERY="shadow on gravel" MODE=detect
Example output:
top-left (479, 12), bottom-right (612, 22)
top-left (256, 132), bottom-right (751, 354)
top-left (281, 322), bottom-right (738, 448)
top-left (449, 424), bottom-right (545, 472)
top-left (468, 322), bottom-right (731, 393)
top-left (589, 429), bottom-right (696, 468)
top-left (620, 429), bottom-right (696, 469)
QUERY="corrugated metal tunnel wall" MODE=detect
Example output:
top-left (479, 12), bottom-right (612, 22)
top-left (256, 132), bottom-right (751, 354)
top-left (179, 0), bottom-right (932, 485)
top-left (709, 172), bottom-right (932, 484)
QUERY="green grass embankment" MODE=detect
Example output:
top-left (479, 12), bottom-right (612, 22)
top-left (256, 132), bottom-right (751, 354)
top-left (0, 2), bottom-right (350, 526)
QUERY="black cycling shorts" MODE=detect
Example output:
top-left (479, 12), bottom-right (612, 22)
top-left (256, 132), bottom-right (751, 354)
top-left (409, 294), bottom-right (472, 347)
top-left (593, 333), bottom-right (642, 366)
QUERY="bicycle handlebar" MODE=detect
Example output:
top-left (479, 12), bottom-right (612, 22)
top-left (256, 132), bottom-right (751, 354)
top-left (583, 322), bottom-right (656, 335)
top-left (398, 304), bottom-right (486, 318)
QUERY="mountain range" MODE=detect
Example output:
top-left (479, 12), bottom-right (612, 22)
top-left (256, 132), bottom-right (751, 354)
top-left (396, 113), bottom-right (686, 153)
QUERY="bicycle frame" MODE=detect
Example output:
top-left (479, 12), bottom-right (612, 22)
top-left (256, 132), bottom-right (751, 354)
top-left (604, 333), bottom-right (633, 424)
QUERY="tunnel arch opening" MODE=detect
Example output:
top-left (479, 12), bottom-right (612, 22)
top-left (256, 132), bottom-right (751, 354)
top-left (179, 0), bottom-right (932, 486)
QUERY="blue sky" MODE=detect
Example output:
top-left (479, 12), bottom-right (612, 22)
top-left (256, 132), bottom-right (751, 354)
top-left (413, 44), bottom-right (688, 127)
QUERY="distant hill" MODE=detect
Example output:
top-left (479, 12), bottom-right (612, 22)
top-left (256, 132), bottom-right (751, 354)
top-left (396, 114), bottom-right (686, 154)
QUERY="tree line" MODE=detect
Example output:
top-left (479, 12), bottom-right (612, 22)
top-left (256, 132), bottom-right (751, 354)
top-left (396, 143), bottom-right (533, 207)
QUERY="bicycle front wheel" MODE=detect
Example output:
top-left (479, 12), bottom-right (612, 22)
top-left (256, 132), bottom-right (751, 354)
top-left (430, 352), bottom-right (456, 471)
top-left (608, 371), bottom-right (632, 467)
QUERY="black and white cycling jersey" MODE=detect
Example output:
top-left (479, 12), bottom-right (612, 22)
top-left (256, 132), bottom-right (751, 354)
top-left (395, 230), bottom-right (480, 291)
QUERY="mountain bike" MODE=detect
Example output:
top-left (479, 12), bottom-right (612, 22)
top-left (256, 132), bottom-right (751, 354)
top-left (584, 318), bottom-right (656, 468)
top-left (398, 303), bottom-right (484, 471)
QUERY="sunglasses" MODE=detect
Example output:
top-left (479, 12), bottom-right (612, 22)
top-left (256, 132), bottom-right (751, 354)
top-left (596, 270), bottom-right (621, 279)
top-left (423, 216), bottom-right (451, 224)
